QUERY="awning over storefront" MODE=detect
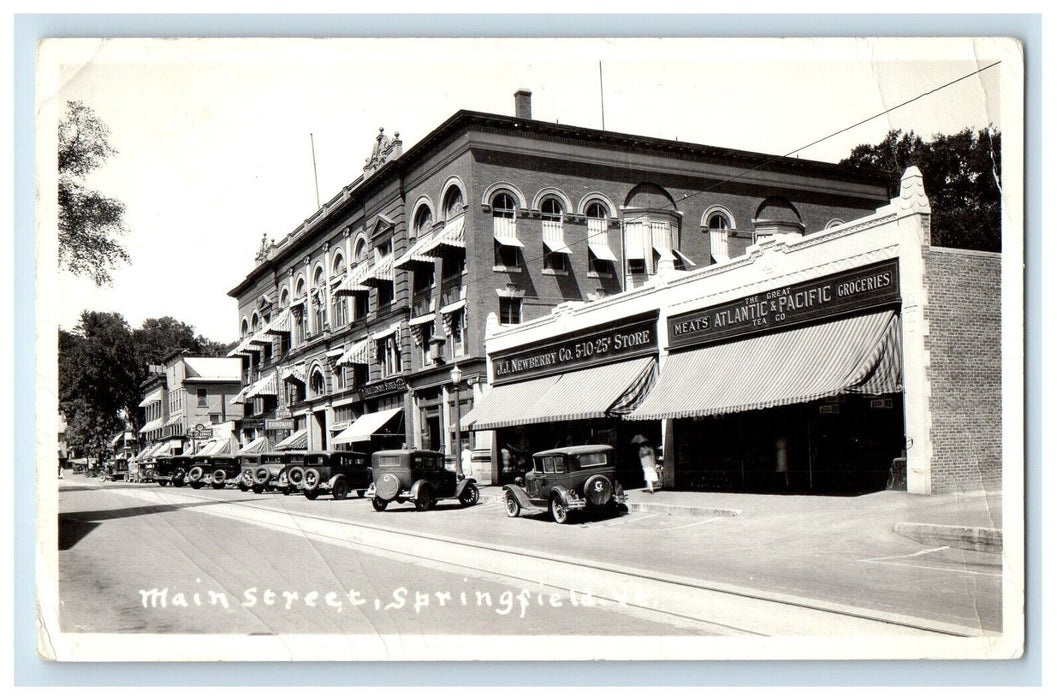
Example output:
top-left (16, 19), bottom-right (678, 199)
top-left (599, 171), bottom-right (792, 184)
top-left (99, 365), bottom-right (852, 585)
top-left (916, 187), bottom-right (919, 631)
top-left (462, 356), bottom-right (657, 431)
top-left (274, 428), bottom-right (308, 451)
top-left (239, 436), bottom-right (270, 455)
top-left (194, 439), bottom-right (233, 457)
top-left (332, 408), bottom-right (403, 445)
top-left (426, 215), bottom-right (466, 254)
top-left (627, 310), bottom-right (902, 421)
top-left (133, 445), bottom-right (154, 462)
top-left (138, 387), bottom-right (165, 407)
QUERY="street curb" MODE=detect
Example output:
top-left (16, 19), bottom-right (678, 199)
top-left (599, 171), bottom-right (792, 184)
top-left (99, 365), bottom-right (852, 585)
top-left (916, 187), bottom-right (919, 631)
top-left (893, 522), bottom-right (1003, 554)
top-left (482, 492), bottom-right (741, 519)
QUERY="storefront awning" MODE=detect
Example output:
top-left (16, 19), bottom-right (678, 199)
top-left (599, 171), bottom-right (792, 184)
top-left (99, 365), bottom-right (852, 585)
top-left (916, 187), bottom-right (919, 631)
top-left (274, 428), bottom-right (308, 451)
top-left (133, 445), bottom-right (154, 462)
top-left (462, 357), bottom-right (657, 431)
top-left (230, 387), bottom-right (247, 405)
top-left (164, 413), bottom-right (183, 427)
top-left (332, 408), bottom-right (403, 445)
top-left (239, 436), bottom-right (270, 455)
top-left (195, 439), bottom-right (233, 457)
top-left (627, 310), bottom-right (902, 421)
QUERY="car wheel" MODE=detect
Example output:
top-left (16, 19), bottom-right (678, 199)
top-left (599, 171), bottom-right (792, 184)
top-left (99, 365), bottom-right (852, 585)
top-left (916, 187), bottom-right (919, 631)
top-left (504, 492), bottom-right (521, 518)
top-left (252, 484), bottom-right (264, 494)
top-left (304, 489), bottom-right (319, 500)
top-left (190, 481), bottom-right (203, 489)
top-left (172, 470), bottom-right (186, 487)
top-left (238, 482), bottom-right (250, 492)
top-left (414, 488), bottom-right (433, 512)
top-left (332, 478), bottom-right (350, 501)
top-left (550, 496), bottom-right (569, 524)
top-left (459, 483), bottom-right (480, 507)
top-left (371, 496), bottom-right (388, 512)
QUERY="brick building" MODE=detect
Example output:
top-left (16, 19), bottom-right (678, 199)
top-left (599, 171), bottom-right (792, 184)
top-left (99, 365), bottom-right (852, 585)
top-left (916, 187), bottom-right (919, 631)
top-left (227, 91), bottom-right (891, 483)
top-left (464, 167), bottom-right (1002, 495)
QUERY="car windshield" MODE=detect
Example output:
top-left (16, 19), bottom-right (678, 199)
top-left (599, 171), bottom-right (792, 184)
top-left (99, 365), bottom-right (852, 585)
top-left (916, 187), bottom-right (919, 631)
top-left (576, 452), bottom-right (609, 469)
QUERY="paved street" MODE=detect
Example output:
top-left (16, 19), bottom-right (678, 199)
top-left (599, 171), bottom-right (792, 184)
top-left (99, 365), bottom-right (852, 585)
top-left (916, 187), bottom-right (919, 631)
top-left (57, 474), bottom-right (1003, 642)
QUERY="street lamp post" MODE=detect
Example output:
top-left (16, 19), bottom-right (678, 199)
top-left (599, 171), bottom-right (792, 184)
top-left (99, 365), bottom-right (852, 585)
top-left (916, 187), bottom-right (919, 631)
top-left (450, 365), bottom-right (463, 476)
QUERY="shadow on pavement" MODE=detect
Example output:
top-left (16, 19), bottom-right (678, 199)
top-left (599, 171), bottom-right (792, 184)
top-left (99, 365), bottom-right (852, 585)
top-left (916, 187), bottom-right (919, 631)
top-left (58, 498), bottom-right (268, 550)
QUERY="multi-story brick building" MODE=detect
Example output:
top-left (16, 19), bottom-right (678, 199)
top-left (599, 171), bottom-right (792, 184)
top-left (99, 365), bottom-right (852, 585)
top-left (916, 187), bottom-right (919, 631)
top-left (227, 91), bottom-right (890, 484)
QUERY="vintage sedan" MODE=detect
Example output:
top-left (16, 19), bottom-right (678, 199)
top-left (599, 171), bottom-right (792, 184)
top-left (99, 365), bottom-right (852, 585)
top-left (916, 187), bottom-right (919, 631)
top-left (155, 455), bottom-right (193, 487)
top-left (369, 449), bottom-right (479, 512)
top-left (196, 456), bottom-right (242, 489)
top-left (248, 452), bottom-right (304, 494)
top-left (502, 445), bottom-right (627, 524)
top-left (292, 451), bottom-right (372, 501)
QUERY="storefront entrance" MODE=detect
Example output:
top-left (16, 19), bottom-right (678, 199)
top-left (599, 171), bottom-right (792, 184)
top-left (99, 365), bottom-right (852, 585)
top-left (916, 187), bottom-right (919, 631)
top-left (673, 393), bottom-right (905, 495)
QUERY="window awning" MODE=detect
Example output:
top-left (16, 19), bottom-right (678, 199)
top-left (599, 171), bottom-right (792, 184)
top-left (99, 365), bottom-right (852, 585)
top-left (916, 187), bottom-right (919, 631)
top-left (372, 322), bottom-right (402, 341)
top-left (542, 221), bottom-right (572, 254)
top-left (164, 413), bottom-right (183, 427)
top-left (335, 264), bottom-right (372, 296)
top-left (138, 388), bottom-right (164, 407)
top-left (588, 241), bottom-right (618, 262)
top-left (337, 339), bottom-right (371, 366)
top-left (440, 299), bottom-right (467, 316)
top-left (627, 310), bottom-right (902, 421)
top-left (266, 310), bottom-right (293, 335)
top-left (245, 373), bottom-right (277, 399)
top-left (274, 428), bottom-right (308, 451)
top-left (365, 255), bottom-right (394, 286)
top-left (409, 311), bottom-right (436, 327)
top-left (139, 417), bottom-right (164, 434)
top-left (239, 436), bottom-right (270, 455)
top-left (462, 356), bottom-right (657, 431)
top-left (425, 215), bottom-right (466, 254)
top-left (493, 219), bottom-right (524, 248)
top-left (133, 445), bottom-right (154, 461)
top-left (332, 408), bottom-right (404, 445)
top-left (280, 364), bottom-right (306, 384)
top-left (624, 224), bottom-right (646, 260)
top-left (230, 387), bottom-right (247, 405)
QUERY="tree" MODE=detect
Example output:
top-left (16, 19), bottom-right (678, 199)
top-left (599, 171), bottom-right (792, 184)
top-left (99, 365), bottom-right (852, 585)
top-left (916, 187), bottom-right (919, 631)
top-left (839, 127), bottom-right (1002, 252)
top-left (58, 100), bottom-right (131, 285)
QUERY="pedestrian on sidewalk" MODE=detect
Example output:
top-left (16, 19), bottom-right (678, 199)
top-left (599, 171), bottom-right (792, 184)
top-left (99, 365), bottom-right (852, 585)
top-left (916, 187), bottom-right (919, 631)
top-left (637, 438), bottom-right (659, 493)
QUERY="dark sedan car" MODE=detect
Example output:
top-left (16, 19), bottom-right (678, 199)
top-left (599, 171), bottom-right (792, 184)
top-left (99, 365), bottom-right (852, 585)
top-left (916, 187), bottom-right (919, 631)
top-left (293, 451), bottom-right (372, 500)
top-left (502, 445), bottom-right (627, 524)
top-left (369, 449), bottom-right (479, 512)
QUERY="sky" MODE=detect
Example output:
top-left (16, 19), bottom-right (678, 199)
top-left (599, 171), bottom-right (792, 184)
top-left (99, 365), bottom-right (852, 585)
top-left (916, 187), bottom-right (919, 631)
top-left (38, 36), bottom-right (1009, 344)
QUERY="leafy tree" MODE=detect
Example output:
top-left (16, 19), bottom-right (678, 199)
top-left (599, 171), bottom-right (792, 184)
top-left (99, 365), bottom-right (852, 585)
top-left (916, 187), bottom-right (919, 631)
top-left (58, 100), bottom-right (131, 285)
top-left (840, 127), bottom-right (1002, 252)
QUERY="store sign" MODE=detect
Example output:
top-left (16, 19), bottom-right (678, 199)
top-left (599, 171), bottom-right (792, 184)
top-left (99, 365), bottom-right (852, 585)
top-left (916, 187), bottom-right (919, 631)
top-left (360, 376), bottom-right (407, 400)
top-left (188, 424), bottom-right (213, 441)
top-left (668, 259), bottom-right (900, 349)
top-left (264, 419), bottom-right (293, 431)
top-left (493, 312), bottom-right (658, 385)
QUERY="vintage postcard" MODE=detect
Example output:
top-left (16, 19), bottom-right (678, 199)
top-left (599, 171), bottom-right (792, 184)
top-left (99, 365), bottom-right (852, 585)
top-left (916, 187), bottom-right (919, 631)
top-left (35, 36), bottom-right (1025, 662)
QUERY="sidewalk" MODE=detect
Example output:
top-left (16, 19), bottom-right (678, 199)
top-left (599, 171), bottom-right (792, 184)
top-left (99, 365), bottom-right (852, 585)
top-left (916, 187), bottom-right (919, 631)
top-left (480, 484), bottom-right (1004, 553)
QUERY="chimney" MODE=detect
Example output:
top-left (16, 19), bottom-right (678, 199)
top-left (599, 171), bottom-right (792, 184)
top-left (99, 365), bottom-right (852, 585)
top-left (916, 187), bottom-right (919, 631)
top-left (514, 89), bottom-right (532, 120)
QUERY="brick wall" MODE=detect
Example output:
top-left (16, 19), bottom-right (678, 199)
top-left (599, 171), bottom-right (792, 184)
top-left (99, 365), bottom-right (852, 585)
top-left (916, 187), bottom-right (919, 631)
top-left (924, 247), bottom-right (1002, 492)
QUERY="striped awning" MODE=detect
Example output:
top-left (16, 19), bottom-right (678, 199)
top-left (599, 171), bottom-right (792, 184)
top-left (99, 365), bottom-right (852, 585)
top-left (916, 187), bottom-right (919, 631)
top-left (462, 357), bottom-right (656, 431)
top-left (133, 445), bottom-right (154, 461)
top-left (542, 221), bottom-right (572, 254)
top-left (195, 439), bottom-right (233, 457)
top-left (372, 322), bottom-right (402, 341)
top-left (247, 327), bottom-right (273, 347)
top-left (395, 236), bottom-right (438, 270)
top-left (281, 364), bottom-right (306, 384)
top-left (274, 428), bottom-right (308, 451)
top-left (164, 413), bottom-right (183, 427)
top-left (230, 387), bottom-right (247, 405)
top-left (425, 215), bottom-right (466, 254)
top-left (139, 417), bottom-right (164, 434)
top-left (364, 255), bottom-right (394, 286)
top-left (138, 387), bottom-right (164, 407)
top-left (627, 310), bottom-right (902, 421)
top-left (266, 310), bottom-right (293, 335)
top-left (333, 408), bottom-right (403, 445)
top-left (493, 218), bottom-right (524, 248)
top-left (245, 373), bottom-right (278, 399)
top-left (337, 338), bottom-right (371, 366)
top-left (440, 299), bottom-right (466, 316)
top-left (335, 264), bottom-right (372, 296)
top-left (239, 436), bottom-right (270, 455)
top-left (227, 338), bottom-right (252, 357)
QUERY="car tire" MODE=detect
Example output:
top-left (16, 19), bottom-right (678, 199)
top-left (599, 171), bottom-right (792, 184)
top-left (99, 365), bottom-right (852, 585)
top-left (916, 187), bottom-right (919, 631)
top-left (371, 496), bottom-right (388, 512)
top-left (550, 495), bottom-right (569, 524)
top-left (504, 492), bottom-right (521, 518)
top-left (252, 484), bottom-right (264, 494)
top-left (287, 467), bottom-right (304, 488)
top-left (238, 482), bottom-right (250, 492)
top-left (414, 487), bottom-right (433, 512)
top-left (459, 483), bottom-right (479, 507)
top-left (304, 489), bottom-right (319, 500)
top-left (172, 469), bottom-right (186, 487)
top-left (332, 478), bottom-right (349, 501)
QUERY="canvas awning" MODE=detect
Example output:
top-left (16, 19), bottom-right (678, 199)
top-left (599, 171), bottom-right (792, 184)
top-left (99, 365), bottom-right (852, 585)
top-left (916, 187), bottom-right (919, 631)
top-left (164, 413), bottom-right (183, 427)
top-left (195, 439), bottom-right (233, 457)
top-left (266, 309), bottom-right (293, 335)
top-left (245, 373), bottom-right (278, 399)
top-left (542, 221), bottom-right (572, 254)
top-left (230, 388), bottom-right (247, 405)
top-left (627, 310), bottom-right (902, 421)
top-left (238, 436), bottom-right (270, 455)
top-left (133, 445), bottom-right (154, 462)
top-left (424, 215), bottom-right (466, 255)
top-left (364, 255), bottom-right (394, 286)
top-left (139, 417), bottom-right (163, 434)
top-left (337, 339), bottom-right (371, 366)
top-left (274, 428), bottom-right (308, 451)
top-left (138, 387), bottom-right (164, 407)
top-left (493, 219), bottom-right (524, 248)
top-left (332, 408), bottom-right (404, 445)
top-left (280, 364), bottom-right (306, 384)
top-left (335, 265), bottom-right (372, 296)
top-left (462, 356), bottom-right (657, 431)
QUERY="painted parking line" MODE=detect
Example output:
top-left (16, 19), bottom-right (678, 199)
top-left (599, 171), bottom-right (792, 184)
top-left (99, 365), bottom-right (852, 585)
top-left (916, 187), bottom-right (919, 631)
top-left (863, 546), bottom-right (949, 562)
top-left (599, 512), bottom-right (661, 528)
top-left (655, 517), bottom-right (724, 532)
top-left (859, 559), bottom-right (1002, 578)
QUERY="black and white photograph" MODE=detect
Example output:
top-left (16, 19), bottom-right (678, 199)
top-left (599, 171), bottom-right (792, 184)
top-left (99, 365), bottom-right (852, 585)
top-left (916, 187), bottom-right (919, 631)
top-left (33, 35), bottom-right (1025, 663)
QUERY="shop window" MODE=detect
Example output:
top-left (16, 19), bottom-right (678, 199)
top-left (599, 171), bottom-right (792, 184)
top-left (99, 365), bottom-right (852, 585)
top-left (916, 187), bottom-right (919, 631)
top-left (499, 297), bottom-right (522, 325)
top-left (197, 389), bottom-right (208, 408)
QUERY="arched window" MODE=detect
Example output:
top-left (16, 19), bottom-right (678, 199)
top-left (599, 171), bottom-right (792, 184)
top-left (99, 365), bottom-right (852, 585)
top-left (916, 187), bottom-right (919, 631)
top-left (332, 251), bottom-right (345, 277)
top-left (413, 205), bottom-right (433, 240)
top-left (586, 201), bottom-right (614, 275)
top-left (312, 266), bottom-right (326, 333)
top-left (279, 288), bottom-right (289, 308)
top-left (309, 368), bottom-right (326, 396)
top-left (240, 318), bottom-right (249, 337)
top-left (354, 238), bottom-right (368, 264)
top-left (708, 213), bottom-right (730, 232)
top-left (250, 312), bottom-right (260, 331)
top-left (443, 185), bottom-right (464, 221)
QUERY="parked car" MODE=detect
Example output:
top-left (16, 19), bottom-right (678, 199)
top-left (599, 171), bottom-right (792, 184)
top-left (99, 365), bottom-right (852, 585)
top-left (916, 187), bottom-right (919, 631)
top-left (293, 451), bottom-right (372, 501)
top-left (248, 452), bottom-right (305, 494)
top-left (368, 449), bottom-right (479, 512)
top-left (155, 455), bottom-right (193, 487)
top-left (502, 445), bottom-right (627, 524)
top-left (187, 455), bottom-right (242, 490)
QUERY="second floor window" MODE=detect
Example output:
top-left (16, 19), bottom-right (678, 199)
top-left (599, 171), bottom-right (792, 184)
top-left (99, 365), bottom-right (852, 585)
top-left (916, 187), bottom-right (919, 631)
top-left (499, 297), bottom-right (522, 325)
top-left (332, 296), bottom-right (349, 328)
top-left (309, 369), bottom-right (326, 396)
top-left (197, 389), bottom-right (207, 408)
top-left (377, 335), bottom-right (402, 377)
